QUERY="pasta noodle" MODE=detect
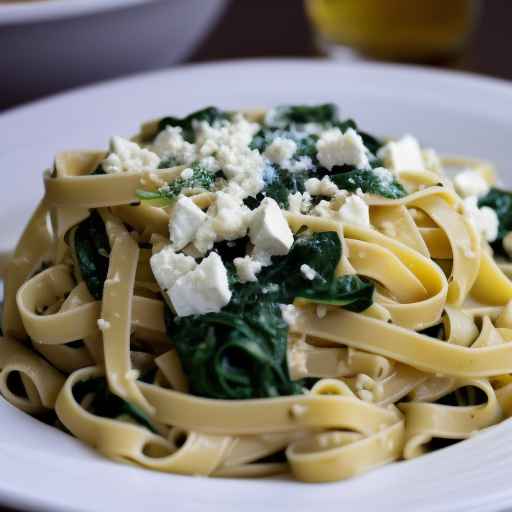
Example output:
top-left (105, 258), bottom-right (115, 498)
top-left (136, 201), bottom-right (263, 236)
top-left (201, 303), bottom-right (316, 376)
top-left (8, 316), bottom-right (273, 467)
top-left (3, 103), bottom-right (512, 483)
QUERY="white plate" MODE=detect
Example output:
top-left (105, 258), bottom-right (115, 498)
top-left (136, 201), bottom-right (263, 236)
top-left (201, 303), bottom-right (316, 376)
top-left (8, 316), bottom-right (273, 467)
top-left (1, 59), bottom-right (512, 512)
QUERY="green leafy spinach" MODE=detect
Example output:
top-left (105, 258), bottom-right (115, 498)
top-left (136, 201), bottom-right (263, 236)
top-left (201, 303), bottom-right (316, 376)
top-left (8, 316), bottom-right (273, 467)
top-left (73, 211), bottom-right (110, 300)
top-left (478, 187), bottom-right (512, 258)
top-left (165, 232), bottom-right (374, 400)
top-left (136, 163), bottom-right (216, 207)
top-left (73, 377), bottom-right (156, 432)
top-left (158, 106), bottom-right (229, 143)
top-left (266, 103), bottom-right (339, 128)
top-left (331, 168), bottom-right (407, 199)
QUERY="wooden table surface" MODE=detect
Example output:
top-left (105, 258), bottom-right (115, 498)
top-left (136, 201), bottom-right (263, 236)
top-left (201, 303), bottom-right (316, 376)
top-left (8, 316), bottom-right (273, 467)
top-left (0, 0), bottom-right (510, 510)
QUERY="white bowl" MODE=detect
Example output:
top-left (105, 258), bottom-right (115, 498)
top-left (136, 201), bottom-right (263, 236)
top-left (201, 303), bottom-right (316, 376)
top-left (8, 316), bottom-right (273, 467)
top-left (1, 59), bottom-right (512, 512)
top-left (0, 0), bottom-right (227, 108)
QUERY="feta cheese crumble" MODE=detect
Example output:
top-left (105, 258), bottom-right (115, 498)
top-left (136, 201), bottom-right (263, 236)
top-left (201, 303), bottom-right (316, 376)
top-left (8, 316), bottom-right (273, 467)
top-left (151, 114), bottom-right (265, 198)
top-left (264, 137), bottom-right (297, 166)
top-left (287, 191), bottom-right (312, 214)
top-left (152, 126), bottom-right (196, 166)
top-left (338, 195), bottom-right (370, 227)
top-left (300, 264), bottom-right (317, 281)
top-left (316, 127), bottom-right (369, 170)
top-left (378, 135), bottom-right (424, 173)
top-left (169, 252), bottom-right (231, 317)
top-left (190, 189), bottom-right (253, 256)
top-left (453, 169), bottom-right (490, 198)
top-left (180, 167), bottom-right (194, 180)
top-left (150, 246), bottom-right (197, 291)
top-left (234, 255), bottom-right (263, 283)
top-left (249, 197), bottom-right (294, 257)
top-left (372, 167), bottom-right (394, 185)
top-left (103, 136), bottom-right (160, 173)
top-left (169, 196), bottom-right (207, 251)
top-left (304, 176), bottom-right (338, 197)
top-left (463, 196), bottom-right (499, 242)
top-left (97, 319), bottom-right (111, 331)
top-left (195, 114), bottom-right (264, 197)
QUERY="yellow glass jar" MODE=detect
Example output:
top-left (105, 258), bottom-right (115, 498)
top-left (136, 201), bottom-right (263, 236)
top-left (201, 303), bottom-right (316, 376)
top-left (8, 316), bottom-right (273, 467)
top-left (305, 0), bottom-right (481, 64)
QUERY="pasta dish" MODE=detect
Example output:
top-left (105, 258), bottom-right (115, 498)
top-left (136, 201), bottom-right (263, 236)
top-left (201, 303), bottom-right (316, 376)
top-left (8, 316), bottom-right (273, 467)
top-left (2, 104), bottom-right (512, 482)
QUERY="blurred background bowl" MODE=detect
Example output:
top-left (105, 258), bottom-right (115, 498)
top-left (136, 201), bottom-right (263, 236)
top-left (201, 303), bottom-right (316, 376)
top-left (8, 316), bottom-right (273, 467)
top-left (0, 0), bottom-right (227, 109)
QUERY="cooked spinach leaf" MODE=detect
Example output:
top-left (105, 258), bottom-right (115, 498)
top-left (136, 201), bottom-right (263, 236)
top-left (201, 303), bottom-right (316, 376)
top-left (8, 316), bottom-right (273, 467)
top-left (266, 104), bottom-right (339, 128)
top-left (263, 232), bottom-right (374, 312)
top-left (136, 163), bottom-right (216, 207)
top-left (331, 168), bottom-right (407, 199)
top-left (158, 106), bottom-right (229, 143)
top-left (73, 377), bottom-right (156, 432)
top-left (212, 237), bottom-right (250, 262)
top-left (73, 211), bottom-right (110, 300)
top-left (165, 232), bottom-right (374, 400)
top-left (478, 187), bottom-right (512, 258)
top-left (165, 289), bottom-right (300, 400)
top-left (258, 165), bottom-right (313, 209)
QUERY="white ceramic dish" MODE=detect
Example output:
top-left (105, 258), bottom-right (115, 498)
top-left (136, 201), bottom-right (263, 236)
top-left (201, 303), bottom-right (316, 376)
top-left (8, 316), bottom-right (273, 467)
top-left (1, 59), bottom-right (512, 512)
top-left (0, 0), bottom-right (226, 109)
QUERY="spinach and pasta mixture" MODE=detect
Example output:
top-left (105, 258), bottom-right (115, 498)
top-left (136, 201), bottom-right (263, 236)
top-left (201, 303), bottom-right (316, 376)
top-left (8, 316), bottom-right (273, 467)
top-left (2, 103), bottom-right (512, 483)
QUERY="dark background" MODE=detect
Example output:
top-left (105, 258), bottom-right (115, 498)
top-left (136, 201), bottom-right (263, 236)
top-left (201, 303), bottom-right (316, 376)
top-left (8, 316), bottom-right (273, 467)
top-left (190, 0), bottom-right (512, 80)
top-left (1, 0), bottom-right (511, 510)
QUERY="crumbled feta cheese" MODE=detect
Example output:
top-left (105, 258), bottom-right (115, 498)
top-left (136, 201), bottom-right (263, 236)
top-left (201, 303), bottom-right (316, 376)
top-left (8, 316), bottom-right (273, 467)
top-left (193, 219), bottom-right (217, 255)
top-left (169, 252), bottom-right (231, 317)
top-left (453, 169), bottom-right (490, 198)
top-left (311, 199), bottom-right (336, 219)
top-left (379, 135), bottom-right (424, 172)
top-left (190, 190), bottom-right (253, 255)
top-left (181, 167), bottom-right (194, 180)
top-left (463, 196), bottom-right (499, 242)
top-left (264, 137), bottom-right (297, 165)
top-left (249, 197), bottom-right (294, 256)
top-left (422, 148), bottom-right (442, 174)
top-left (290, 404), bottom-right (308, 417)
top-left (252, 249), bottom-right (273, 267)
top-left (300, 264), bottom-right (317, 281)
top-left (316, 127), bottom-right (369, 170)
top-left (196, 114), bottom-right (264, 197)
top-left (372, 167), bottom-right (394, 185)
top-left (234, 255), bottom-right (263, 283)
top-left (151, 126), bottom-right (196, 165)
top-left (280, 304), bottom-right (299, 326)
top-left (287, 192), bottom-right (312, 214)
top-left (150, 245), bottom-right (197, 291)
top-left (305, 176), bottom-right (338, 196)
top-left (210, 191), bottom-right (253, 241)
top-left (102, 136), bottom-right (160, 173)
top-left (288, 156), bottom-right (314, 173)
top-left (152, 114), bottom-right (263, 197)
top-left (338, 195), bottom-right (370, 227)
top-left (169, 196), bottom-right (207, 251)
top-left (97, 319), bottom-right (111, 331)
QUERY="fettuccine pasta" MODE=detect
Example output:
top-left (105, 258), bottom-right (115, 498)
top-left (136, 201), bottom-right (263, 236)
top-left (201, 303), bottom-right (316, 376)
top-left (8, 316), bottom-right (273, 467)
top-left (3, 103), bottom-right (512, 483)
